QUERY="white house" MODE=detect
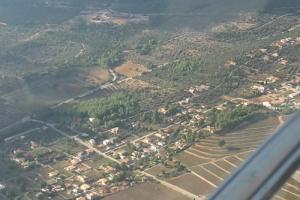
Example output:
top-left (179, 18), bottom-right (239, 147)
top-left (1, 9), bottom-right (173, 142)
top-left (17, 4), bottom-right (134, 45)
top-left (103, 138), bottom-right (116, 146)
top-left (263, 102), bottom-right (272, 109)
top-left (252, 85), bottom-right (265, 93)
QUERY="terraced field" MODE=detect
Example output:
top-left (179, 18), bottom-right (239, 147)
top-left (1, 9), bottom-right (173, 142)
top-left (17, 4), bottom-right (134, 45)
top-left (103, 182), bottom-right (190, 200)
top-left (174, 117), bottom-right (300, 199)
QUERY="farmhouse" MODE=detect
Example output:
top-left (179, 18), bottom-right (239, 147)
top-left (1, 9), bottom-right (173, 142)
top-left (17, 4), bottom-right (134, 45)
top-left (271, 53), bottom-right (279, 58)
top-left (103, 137), bottom-right (116, 146)
top-left (80, 184), bottom-right (91, 192)
top-left (48, 171), bottom-right (59, 178)
top-left (109, 127), bottom-right (120, 135)
top-left (97, 178), bottom-right (109, 186)
top-left (158, 107), bottom-right (168, 115)
top-left (266, 75), bottom-right (279, 83)
top-left (251, 85), bottom-right (265, 93)
top-left (263, 102), bottom-right (272, 109)
top-left (155, 133), bottom-right (167, 140)
top-left (115, 149), bottom-right (127, 159)
top-left (77, 175), bottom-right (88, 183)
top-left (279, 58), bottom-right (288, 65)
top-left (89, 118), bottom-right (96, 123)
top-left (89, 139), bottom-right (96, 146)
top-left (224, 60), bottom-right (237, 68)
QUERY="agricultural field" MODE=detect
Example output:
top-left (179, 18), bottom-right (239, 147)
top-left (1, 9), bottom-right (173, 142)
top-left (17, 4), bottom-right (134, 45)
top-left (103, 182), bottom-right (190, 200)
top-left (176, 117), bottom-right (280, 168)
top-left (0, 1), bottom-right (299, 200)
top-left (171, 117), bottom-right (300, 199)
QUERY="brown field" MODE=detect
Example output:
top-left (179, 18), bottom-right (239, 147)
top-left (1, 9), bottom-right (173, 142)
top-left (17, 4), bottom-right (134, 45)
top-left (115, 61), bottom-right (147, 77)
top-left (177, 117), bottom-right (280, 169)
top-left (250, 93), bottom-right (285, 105)
top-left (103, 182), bottom-right (190, 200)
top-left (224, 156), bottom-right (243, 166)
top-left (161, 43), bottom-right (176, 50)
top-left (190, 156), bottom-right (300, 200)
top-left (168, 173), bottom-right (215, 196)
top-left (146, 165), bottom-right (169, 176)
top-left (175, 151), bottom-right (210, 167)
top-left (214, 160), bottom-right (236, 172)
top-left (236, 151), bottom-right (253, 160)
top-left (111, 18), bottom-right (129, 25)
top-left (171, 117), bottom-right (300, 199)
top-left (200, 163), bottom-right (231, 178)
top-left (85, 67), bottom-right (111, 85)
top-left (119, 78), bottom-right (157, 91)
top-left (191, 166), bottom-right (224, 185)
top-left (180, 116), bottom-right (299, 200)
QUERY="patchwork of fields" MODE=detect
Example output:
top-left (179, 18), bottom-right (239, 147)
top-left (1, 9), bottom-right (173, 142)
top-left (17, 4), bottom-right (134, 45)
top-left (168, 117), bottom-right (300, 200)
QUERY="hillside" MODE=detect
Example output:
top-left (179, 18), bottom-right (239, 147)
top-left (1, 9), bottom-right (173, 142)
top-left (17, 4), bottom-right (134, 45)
top-left (0, 1), bottom-right (299, 200)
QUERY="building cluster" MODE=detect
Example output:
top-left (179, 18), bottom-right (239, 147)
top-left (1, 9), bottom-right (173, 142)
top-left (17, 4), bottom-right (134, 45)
top-left (4, 35), bottom-right (299, 200)
top-left (9, 139), bottom-right (141, 200)
top-left (111, 129), bottom-right (174, 169)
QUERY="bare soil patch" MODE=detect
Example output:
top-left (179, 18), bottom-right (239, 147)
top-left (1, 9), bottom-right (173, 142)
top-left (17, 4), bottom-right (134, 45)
top-left (119, 78), bottom-right (157, 91)
top-left (85, 67), bottom-right (111, 85)
top-left (175, 152), bottom-right (210, 167)
top-left (115, 61), bottom-right (147, 77)
top-left (103, 182), bottom-right (189, 200)
top-left (169, 173), bottom-right (215, 196)
top-left (146, 165), bottom-right (171, 176)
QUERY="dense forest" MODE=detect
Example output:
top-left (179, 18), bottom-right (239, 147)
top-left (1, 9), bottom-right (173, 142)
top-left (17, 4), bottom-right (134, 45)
top-left (207, 105), bottom-right (266, 131)
top-left (47, 92), bottom-right (140, 126)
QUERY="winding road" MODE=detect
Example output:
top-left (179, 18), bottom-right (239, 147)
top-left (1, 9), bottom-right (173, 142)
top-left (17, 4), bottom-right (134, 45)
top-left (52, 69), bottom-right (118, 109)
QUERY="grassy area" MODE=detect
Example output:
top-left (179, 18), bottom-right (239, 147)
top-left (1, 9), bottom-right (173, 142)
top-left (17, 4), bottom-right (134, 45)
top-left (50, 137), bottom-right (86, 155)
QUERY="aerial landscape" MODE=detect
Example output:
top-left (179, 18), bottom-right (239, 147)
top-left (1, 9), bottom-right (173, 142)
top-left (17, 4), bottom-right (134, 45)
top-left (0, 0), bottom-right (299, 200)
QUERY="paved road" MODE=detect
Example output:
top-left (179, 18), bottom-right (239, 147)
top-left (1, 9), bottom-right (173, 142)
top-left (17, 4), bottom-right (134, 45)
top-left (106, 122), bottom-right (181, 154)
top-left (41, 121), bottom-right (198, 199)
top-left (4, 127), bottom-right (40, 142)
top-left (109, 69), bottom-right (118, 82)
top-left (139, 170), bottom-right (198, 200)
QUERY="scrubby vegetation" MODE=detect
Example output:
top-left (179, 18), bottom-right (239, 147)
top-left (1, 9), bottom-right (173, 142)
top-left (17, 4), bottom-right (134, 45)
top-left (136, 37), bottom-right (159, 55)
top-left (98, 50), bottom-right (123, 68)
top-left (37, 92), bottom-right (141, 129)
top-left (207, 105), bottom-right (266, 130)
top-left (75, 92), bottom-right (139, 120)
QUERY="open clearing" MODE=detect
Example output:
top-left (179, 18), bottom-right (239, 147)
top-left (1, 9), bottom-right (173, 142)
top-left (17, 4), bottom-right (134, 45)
top-left (118, 78), bottom-right (158, 92)
top-left (115, 61), bottom-right (147, 77)
top-left (2, 66), bottom-right (112, 111)
top-left (85, 67), bottom-right (111, 85)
